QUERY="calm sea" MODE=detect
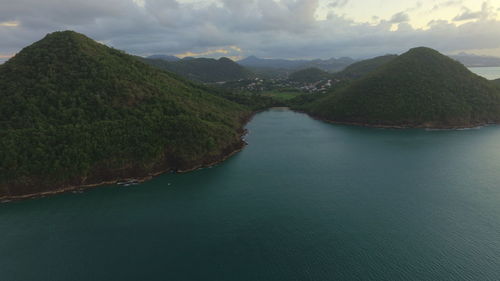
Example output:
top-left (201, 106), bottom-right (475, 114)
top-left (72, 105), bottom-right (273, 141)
top-left (469, 66), bottom-right (500, 80)
top-left (2, 108), bottom-right (500, 281)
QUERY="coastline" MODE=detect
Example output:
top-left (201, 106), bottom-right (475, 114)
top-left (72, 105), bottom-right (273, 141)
top-left (297, 110), bottom-right (494, 130)
top-left (4, 107), bottom-right (491, 203)
top-left (0, 112), bottom-right (258, 203)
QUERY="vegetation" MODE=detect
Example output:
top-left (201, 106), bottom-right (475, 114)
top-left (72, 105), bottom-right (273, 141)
top-left (200, 85), bottom-right (282, 110)
top-left (0, 31), bottom-right (250, 197)
top-left (142, 57), bottom-right (254, 83)
top-left (288, 68), bottom-right (331, 83)
top-left (288, 80), bottom-right (352, 107)
top-left (300, 47), bottom-right (500, 128)
top-left (261, 90), bottom-right (303, 101)
top-left (334, 55), bottom-right (397, 80)
top-left (494, 79), bottom-right (500, 86)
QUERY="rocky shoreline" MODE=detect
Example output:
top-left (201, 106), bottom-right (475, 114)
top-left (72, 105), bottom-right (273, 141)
top-left (0, 113), bottom-right (257, 203)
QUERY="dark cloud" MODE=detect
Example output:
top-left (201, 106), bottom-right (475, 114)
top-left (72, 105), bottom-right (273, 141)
top-left (1, 0), bottom-right (500, 61)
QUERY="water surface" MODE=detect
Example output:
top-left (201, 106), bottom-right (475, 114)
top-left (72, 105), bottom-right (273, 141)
top-left (469, 66), bottom-right (500, 80)
top-left (2, 108), bottom-right (500, 281)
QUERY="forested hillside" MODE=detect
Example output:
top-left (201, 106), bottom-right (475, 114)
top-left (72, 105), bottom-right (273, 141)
top-left (288, 68), bottom-right (331, 83)
top-left (0, 31), bottom-right (250, 198)
top-left (334, 55), bottom-right (397, 80)
top-left (143, 57), bottom-right (253, 83)
top-left (301, 48), bottom-right (500, 128)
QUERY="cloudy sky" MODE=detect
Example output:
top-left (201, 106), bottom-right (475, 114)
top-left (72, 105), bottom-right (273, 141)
top-left (1, 0), bottom-right (500, 62)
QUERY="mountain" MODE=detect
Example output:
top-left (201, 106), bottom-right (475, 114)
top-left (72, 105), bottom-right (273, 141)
top-left (335, 55), bottom-right (397, 80)
top-left (288, 67), bottom-right (331, 83)
top-left (450, 53), bottom-right (500, 67)
top-left (300, 57), bottom-right (356, 72)
top-left (494, 79), bottom-right (500, 85)
top-left (146, 54), bottom-right (180, 61)
top-left (301, 47), bottom-right (500, 128)
top-left (0, 31), bottom-right (249, 198)
top-left (143, 57), bottom-right (253, 83)
top-left (238, 56), bottom-right (355, 72)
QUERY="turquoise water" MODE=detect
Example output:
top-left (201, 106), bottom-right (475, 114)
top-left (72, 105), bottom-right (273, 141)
top-left (2, 108), bottom-right (500, 281)
top-left (469, 66), bottom-right (500, 80)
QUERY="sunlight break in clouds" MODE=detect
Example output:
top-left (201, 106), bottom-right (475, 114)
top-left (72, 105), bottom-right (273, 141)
top-left (0, 21), bottom-right (19, 27)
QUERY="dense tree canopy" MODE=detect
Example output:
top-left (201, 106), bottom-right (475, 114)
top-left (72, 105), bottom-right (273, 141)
top-left (142, 57), bottom-right (254, 83)
top-left (288, 68), bottom-right (331, 83)
top-left (0, 31), bottom-right (249, 197)
top-left (334, 55), bottom-right (397, 80)
top-left (300, 48), bottom-right (500, 128)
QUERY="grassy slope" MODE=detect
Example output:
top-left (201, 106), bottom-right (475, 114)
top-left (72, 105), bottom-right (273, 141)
top-left (0, 31), bottom-right (249, 197)
top-left (303, 47), bottom-right (500, 128)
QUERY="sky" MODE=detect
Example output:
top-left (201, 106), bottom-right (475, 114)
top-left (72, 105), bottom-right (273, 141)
top-left (1, 0), bottom-right (500, 63)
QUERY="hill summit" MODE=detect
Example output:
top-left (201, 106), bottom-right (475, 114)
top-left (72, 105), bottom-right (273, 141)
top-left (0, 31), bottom-right (248, 198)
top-left (303, 47), bottom-right (500, 128)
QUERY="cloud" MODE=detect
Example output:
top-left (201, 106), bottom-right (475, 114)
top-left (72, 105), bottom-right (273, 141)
top-left (453, 2), bottom-right (497, 22)
top-left (405, 1), bottom-right (423, 12)
top-left (390, 12), bottom-right (410, 23)
top-left (176, 48), bottom-right (230, 58)
top-left (2, 0), bottom-right (500, 61)
top-left (328, 0), bottom-right (349, 8)
top-left (432, 0), bottom-right (463, 11)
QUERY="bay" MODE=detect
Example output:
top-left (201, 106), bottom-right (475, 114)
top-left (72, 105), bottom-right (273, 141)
top-left (468, 66), bottom-right (500, 80)
top-left (1, 108), bottom-right (500, 281)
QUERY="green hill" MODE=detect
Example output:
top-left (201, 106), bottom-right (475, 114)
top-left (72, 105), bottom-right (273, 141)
top-left (288, 67), bottom-right (331, 83)
top-left (0, 31), bottom-right (249, 198)
top-left (494, 79), bottom-right (500, 86)
top-left (335, 55), bottom-right (397, 80)
top-left (302, 47), bottom-right (500, 128)
top-left (143, 57), bottom-right (253, 83)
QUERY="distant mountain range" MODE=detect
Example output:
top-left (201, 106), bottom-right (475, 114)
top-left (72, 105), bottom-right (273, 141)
top-left (450, 53), bottom-right (500, 67)
top-left (238, 56), bottom-right (356, 72)
top-left (141, 51), bottom-right (500, 85)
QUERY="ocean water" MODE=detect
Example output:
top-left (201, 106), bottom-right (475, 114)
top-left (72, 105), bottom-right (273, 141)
top-left (1, 108), bottom-right (500, 281)
top-left (469, 66), bottom-right (500, 80)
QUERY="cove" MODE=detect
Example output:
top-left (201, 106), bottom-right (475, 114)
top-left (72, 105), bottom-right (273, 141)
top-left (1, 108), bottom-right (500, 281)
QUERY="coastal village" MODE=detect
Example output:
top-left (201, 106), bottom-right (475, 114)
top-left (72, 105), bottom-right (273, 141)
top-left (216, 77), bottom-right (338, 94)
